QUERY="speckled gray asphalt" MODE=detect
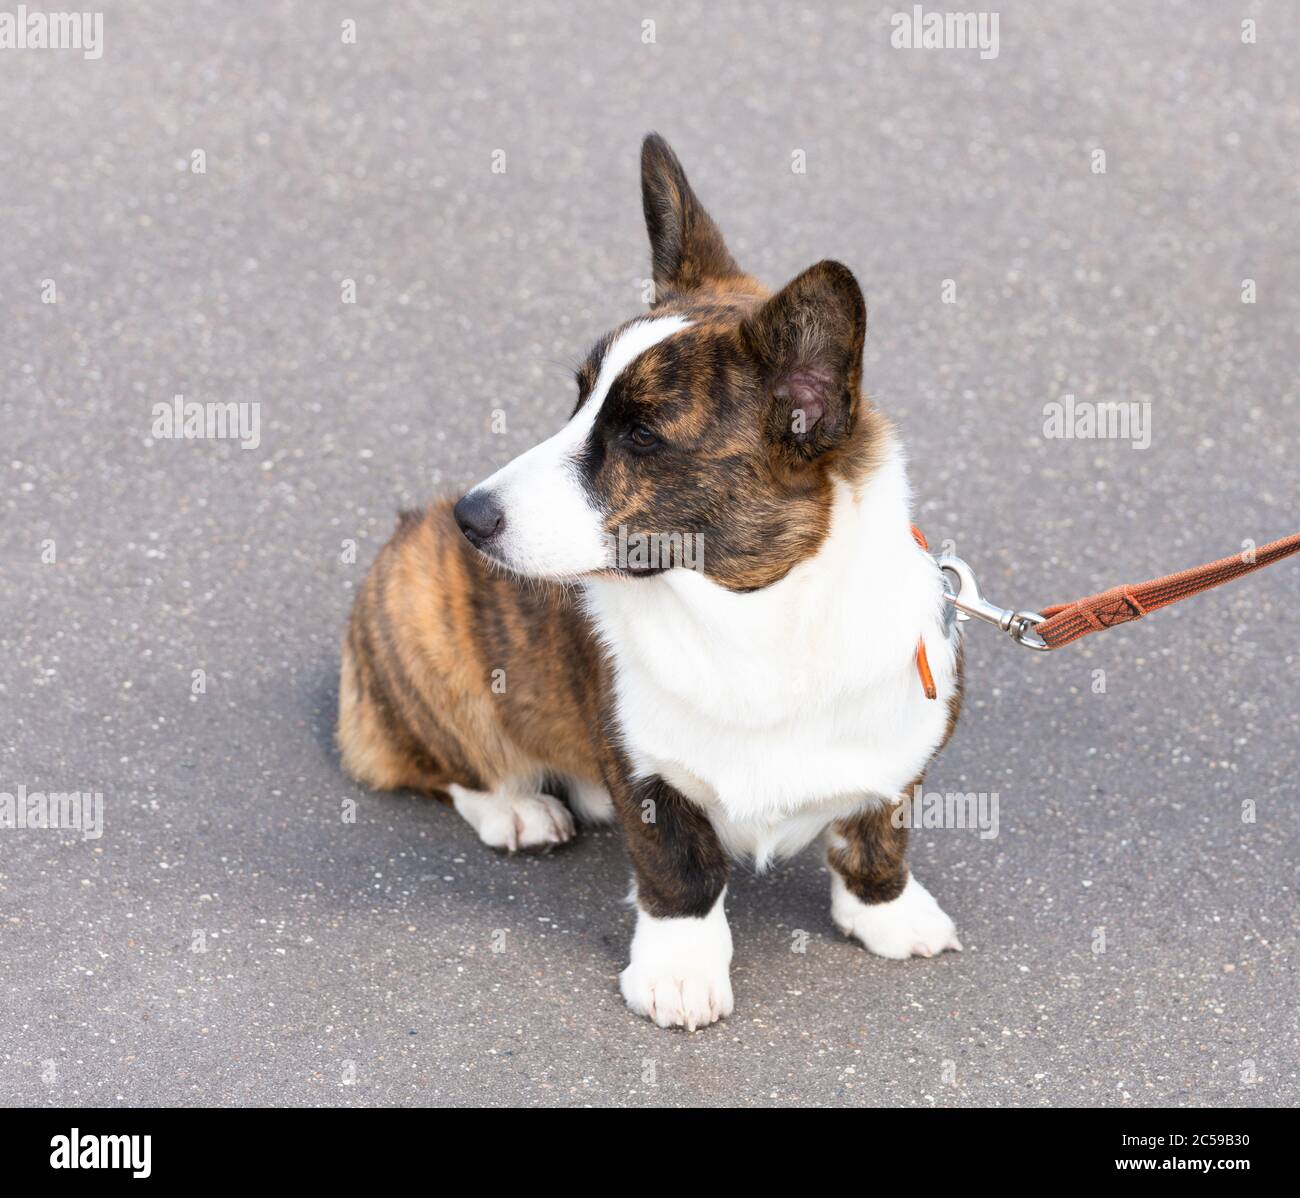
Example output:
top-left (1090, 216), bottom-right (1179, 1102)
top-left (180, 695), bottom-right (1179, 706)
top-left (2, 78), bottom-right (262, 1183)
top-left (1, 1), bottom-right (1296, 1109)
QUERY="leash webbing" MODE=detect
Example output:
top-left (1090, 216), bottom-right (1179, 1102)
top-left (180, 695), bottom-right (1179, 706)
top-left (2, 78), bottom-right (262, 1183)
top-left (1034, 531), bottom-right (1300, 649)
top-left (914, 527), bottom-right (1298, 697)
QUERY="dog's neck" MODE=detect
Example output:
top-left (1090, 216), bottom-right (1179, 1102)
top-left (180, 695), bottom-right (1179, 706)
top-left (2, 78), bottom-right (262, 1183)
top-left (582, 429), bottom-right (946, 710)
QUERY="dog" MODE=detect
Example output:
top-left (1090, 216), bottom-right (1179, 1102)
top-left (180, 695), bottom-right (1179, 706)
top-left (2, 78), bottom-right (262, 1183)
top-left (338, 134), bottom-right (964, 1030)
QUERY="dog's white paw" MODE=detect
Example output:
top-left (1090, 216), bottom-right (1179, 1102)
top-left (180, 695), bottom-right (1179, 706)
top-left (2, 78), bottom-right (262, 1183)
top-left (449, 785), bottom-right (575, 852)
top-left (563, 776), bottom-right (617, 825)
top-left (832, 872), bottom-right (962, 959)
top-left (619, 892), bottom-right (734, 1031)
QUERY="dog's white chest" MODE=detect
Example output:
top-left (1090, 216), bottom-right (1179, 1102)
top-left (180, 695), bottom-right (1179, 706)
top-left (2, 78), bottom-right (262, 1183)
top-left (619, 659), bottom-right (954, 863)
top-left (583, 462), bottom-right (959, 864)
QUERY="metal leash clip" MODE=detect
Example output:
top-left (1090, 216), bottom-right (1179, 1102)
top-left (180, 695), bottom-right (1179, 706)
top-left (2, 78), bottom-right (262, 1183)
top-left (935, 554), bottom-right (1050, 651)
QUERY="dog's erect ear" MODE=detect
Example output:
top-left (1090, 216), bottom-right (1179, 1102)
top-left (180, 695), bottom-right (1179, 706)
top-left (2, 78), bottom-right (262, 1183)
top-left (641, 133), bottom-right (741, 300)
top-left (741, 260), bottom-right (867, 461)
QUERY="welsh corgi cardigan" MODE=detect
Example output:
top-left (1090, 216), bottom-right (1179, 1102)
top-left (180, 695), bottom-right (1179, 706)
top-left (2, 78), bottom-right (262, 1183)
top-left (339, 134), bottom-right (964, 1031)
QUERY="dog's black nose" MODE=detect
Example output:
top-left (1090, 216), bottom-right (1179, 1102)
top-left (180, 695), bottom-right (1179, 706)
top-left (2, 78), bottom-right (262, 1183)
top-left (454, 490), bottom-right (505, 546)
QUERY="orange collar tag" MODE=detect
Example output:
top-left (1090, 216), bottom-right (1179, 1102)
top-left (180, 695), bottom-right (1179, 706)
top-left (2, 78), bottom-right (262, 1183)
top-left (910, 525), bottom-right (938, 700)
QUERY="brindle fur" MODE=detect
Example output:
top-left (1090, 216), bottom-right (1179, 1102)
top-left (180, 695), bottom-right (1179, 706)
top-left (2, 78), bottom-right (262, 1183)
top-left (337, 133), bottom-right (962, 921)
top-left (338, 502), bottom-right (611, 797)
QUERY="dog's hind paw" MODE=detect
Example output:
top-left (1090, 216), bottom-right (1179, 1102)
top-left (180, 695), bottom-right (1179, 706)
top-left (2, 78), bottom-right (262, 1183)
top-left (449, 784), bottom-right (576, 852)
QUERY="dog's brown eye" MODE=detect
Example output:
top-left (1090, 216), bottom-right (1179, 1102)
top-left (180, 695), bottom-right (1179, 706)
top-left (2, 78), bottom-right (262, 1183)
top-left (626, 424), bottom-right (660, 452)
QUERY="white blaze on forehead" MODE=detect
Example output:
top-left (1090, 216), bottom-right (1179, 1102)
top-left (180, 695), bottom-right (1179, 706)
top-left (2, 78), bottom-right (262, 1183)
top-left (590, 315), bottom-right (693, 412)
top-left (466, 314), bottom-right (691, 580)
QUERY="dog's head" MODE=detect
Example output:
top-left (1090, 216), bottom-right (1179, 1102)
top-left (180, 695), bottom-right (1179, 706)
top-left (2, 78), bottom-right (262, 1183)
top-left (455, 134), bottom-right (886, 591)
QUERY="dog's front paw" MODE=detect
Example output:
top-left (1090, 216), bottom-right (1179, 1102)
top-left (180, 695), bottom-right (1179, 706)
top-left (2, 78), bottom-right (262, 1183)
top-left (620, 962), bottom-right (734, 1031)
top-left (619, 895), bottom-right (734, 1031)
top-left (832, 873), bottom-right (962, 959)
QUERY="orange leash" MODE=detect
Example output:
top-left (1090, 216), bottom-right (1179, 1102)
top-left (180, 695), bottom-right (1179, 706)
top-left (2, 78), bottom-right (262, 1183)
top-left (911, 525), bottom-right (1298, 696)
top-left (921, 527), bottom-right (1300, 656)
top-left (1034, 532), bottom-right (1300, 650)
